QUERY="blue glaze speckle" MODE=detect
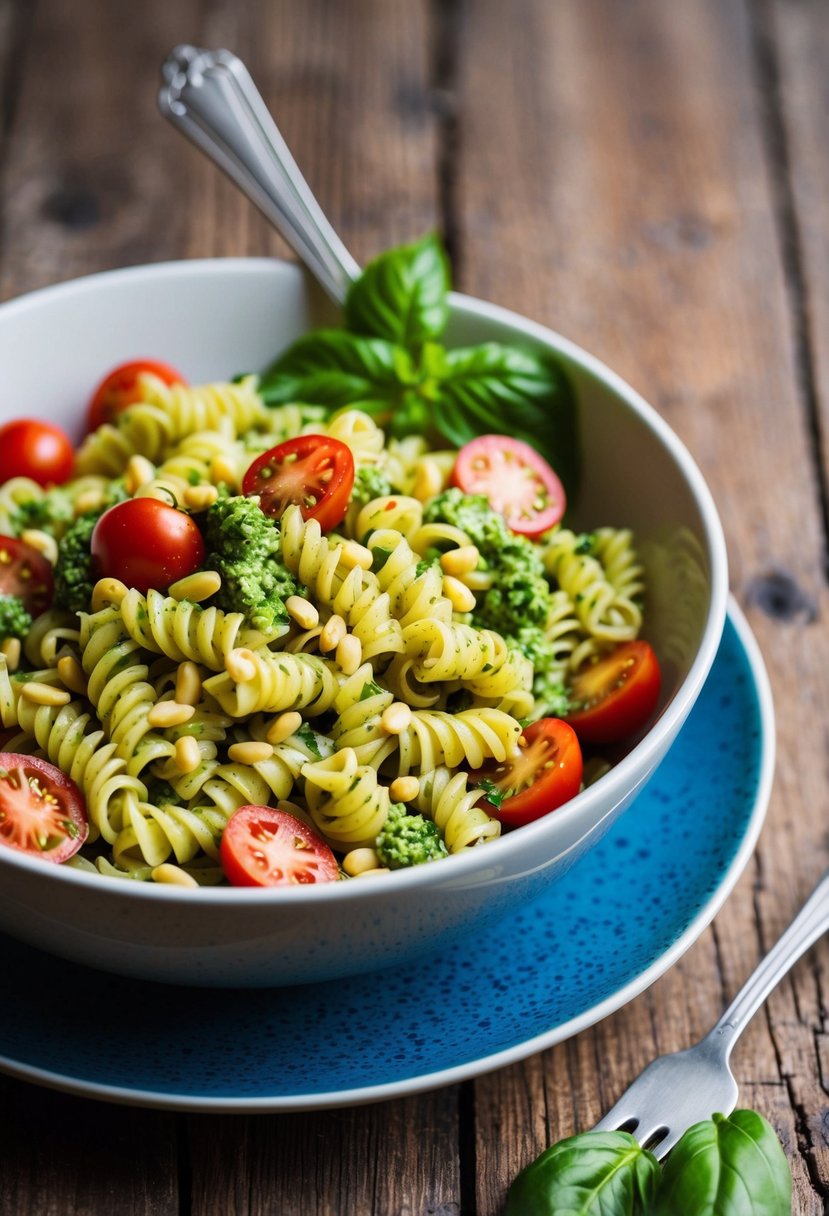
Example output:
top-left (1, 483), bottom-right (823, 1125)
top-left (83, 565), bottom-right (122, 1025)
top-left (0, 612), bottom-right (767, 1108)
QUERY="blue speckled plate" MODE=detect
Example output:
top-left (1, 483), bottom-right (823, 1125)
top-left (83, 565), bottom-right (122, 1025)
top-left (0, 602), bottom-right (773, 1112)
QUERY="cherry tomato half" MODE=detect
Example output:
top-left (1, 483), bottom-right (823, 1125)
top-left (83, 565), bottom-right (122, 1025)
top-left (0, 419), bottom-right (74, 487)
top-left (0, 752), bottom-right (88, 863)
top-left (87, 359), bottom-right (186, 431)
top-left (242, 435), bottom-right (355, 530)
top-left (452, 435), bottom-right (566, 539)
top-left (0, 534), bottom-right (53, 616)
top-left (90, 498), bottom-right (205, 594)
top-left (471, 717), bottom-right (583, 829)
top-left (565, 640), bottom-right (662, 746)
top-left (220, 805), bottom-right (340, 887)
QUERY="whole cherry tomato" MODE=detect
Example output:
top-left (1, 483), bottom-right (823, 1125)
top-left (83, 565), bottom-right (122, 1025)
top-left (90, 498), bottom-right (205, 593)
top-left (0, 419), bottom-right (74, 487)
top-left (87, 359), bottom-right (186, 431)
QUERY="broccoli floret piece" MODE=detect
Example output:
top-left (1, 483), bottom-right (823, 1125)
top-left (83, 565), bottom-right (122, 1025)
top-left (375, 802), bottom-right (449, 869)
top-left (53, 511), bottom-right (102, 616)
top-left (202, 496), bottom-right (297, 635)
top-left (514, 625), bottom-right (570, 718)
top-left (424, 489), bottom-right (552, 636)
top-left (0, 594), bottom-right (32, 641)
top-left (11, 488), bottom-right (75, 537)
top-left (350, 464), bottom-right (394, 507)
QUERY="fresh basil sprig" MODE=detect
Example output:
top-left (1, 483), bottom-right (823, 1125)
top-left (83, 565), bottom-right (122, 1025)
top-left (505, 1129), bottom-right (659, 1216)
top-left (257, 232), bottom-right (579, 495)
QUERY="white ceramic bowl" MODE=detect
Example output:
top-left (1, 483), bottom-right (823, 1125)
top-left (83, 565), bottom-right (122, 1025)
top-left (0, 258), bottom-right (728, 987)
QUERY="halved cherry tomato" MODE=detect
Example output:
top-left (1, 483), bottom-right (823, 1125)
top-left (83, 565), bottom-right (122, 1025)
top-left (470, 717), bottom-right (583, 829)
top-left (0, 534), bottom-right (53, 616)
top-left (0, 419), bottom-right (74, 487)
top-left (90, 498), bottom-right (205, 594)
top-left (0, 752), bottom-right (88, 863)
top-left (87, 359), bottom-right (186, 431)
top-left (220, 804), bottom-right (340, 887)
top-left (452, 435), bottom-right (566, 539)
top-left (565, 640), bottom-right (661, 745)
top-left (242, 435), bottom-right (355, 530)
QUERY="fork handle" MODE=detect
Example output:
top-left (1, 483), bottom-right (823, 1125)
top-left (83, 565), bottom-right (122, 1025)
top-left (157, 45), bottom-right (361, 305)
top-left (703, 867), bottom-right (829, 1060)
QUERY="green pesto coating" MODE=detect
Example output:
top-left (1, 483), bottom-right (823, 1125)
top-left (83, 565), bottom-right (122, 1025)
top-left (514, 625), bottom-right (570, 717)
top-left (53, 511), bottom-right (102, 616)
top-left (349, 463), bottom-right (395, 506)
top-left (202, 495), bottom-right (297, 635)
top-left (10, 488), bottom-right (74, 537)
top-left (375, 802), bottom-right (449, 869)
top-left (0, 594), bottom-right (32, 641)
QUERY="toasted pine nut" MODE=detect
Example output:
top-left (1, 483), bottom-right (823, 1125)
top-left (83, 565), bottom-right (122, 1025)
top-left (210, 455), bottom-right (238, 487)
top-left (443, 575), bottom-right (477, 614)
top-left (175, 660), bottom-right (202, 706)
top-left (124, 454), bottom-right (156, 495)
top-left (91, 577), bottom-right (129, 612)
top-left (342, 847), bottom-right (381, 876)
top-left (390, 775), bottom-right (420, 803)
top-left (21, 528), bottom-right (59, 565)
top-left (381, 701), bottom-right (412, 735)
top-left (286, 596), bottom-right (319, 630)
top-left (0, 637), bottom-right (21, 672)
top-left (413, 458), bottom-right (444, 501)
top-left (228, 740), bottom-right (273, 765)
top-left (518, 734), bottom-right (529, 749)
top-left (21, 681), bottom-right (71, 707)
top-left (319, 614), bottom-right (347, 653)
top-left (57, 654), bottom-right (87, 696)
top-left (147, 701), bottom-right (195, 728)
top-left (174, 736), bottom-right (201, 773)
top-left (73, 489), bottom-right (105, 516)
top-left (183, 483), bottom-right (219, 512)
top-left (440, 545), bottom-right (480, 577)
top-left (151, 863), bottom-right (199, 888)
top-left (266, 710), bottom-right (303, 745)
top-left (169, 570), bottom-right (222, 602)
top-left (336, 634), bottom-right (362, 676)
top-left (226, 647), bottom-right (258, 683)
top-left (340, 540), bottom-right (374, 571)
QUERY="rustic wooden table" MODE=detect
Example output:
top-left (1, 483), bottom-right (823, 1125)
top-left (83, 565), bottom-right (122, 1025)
top-left (1, 0), bottom-right (828, 1212)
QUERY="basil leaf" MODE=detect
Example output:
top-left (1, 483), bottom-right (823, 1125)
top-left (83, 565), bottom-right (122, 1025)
top-left (654, 1110), bottom-right (791, 1216)
top-left (258, 330), bottom-right (414, 414)
top-left (505, 1130), bottom-right (659, 1216)
top-left (345, 233), bottom-right (450, 347)
top-left (434, 342), bottom-right (580, 496)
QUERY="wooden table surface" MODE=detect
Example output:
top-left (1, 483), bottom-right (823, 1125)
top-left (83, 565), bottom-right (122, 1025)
top-left (1, 1), bottom-right (828, 1212)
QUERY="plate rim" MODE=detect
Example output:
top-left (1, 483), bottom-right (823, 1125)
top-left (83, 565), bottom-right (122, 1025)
top-left (0, 596), bottom-right (773, 1112)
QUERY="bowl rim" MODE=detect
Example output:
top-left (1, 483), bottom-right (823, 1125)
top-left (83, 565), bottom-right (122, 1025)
top-left (0, 256), bottom-right (729, 903)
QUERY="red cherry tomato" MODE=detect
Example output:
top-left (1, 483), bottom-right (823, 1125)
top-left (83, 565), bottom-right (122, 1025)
top-left (87, 359), bottom-right (186, 431)
top-left (242, 435), bottom-right (355, 530)
top-left (0, 419), bottom-right (74, 487)
top-left (0, 752), bottom-right (88, 863)
top-left (0, 534), bottom-right (53, 616)
top-left (470, 717), bottom-right (583, 829)
top-left (565, 641), bottom-right (662, 745)
top-left (90, 498), bottom-right (205, 594)
top-left (452, 435), bottom-right (566, 539)
top-left (220, 804), bottom-right (340, 887)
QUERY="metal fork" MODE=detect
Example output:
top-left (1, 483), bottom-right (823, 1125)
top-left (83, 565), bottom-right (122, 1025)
top-left (593, 867), bottom-right (829, 1159)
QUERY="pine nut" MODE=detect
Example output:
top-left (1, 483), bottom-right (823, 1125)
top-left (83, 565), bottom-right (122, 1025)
top-left (21, 682), bottom-right (71, 707)
top-left (0, 638), bottom-right (21, 673)
top-left (174, 736), bottom-right (201, 773)
top-left (210, 455), bottom-right (238, 487)
top-left (440, 545), bottom-right (480, 577)
top-left (342, 847), bottom-right (381, 876)
top-left (286, 596), bottom-right (319, 630)
top-left (381, 701), bottom-right (412, 734)
top-left (147, 701), bottom-right (195, 728)
top-left (226, 648), bottom-right (258, 683)
top-left (443, 575), bottom-right (477, 614)
top-left (57, 654), bottom-right (87, 696)
top-left (319, 614), bottom-right (347, 652)
top-left (21, 529), bottom-right (58, 565)
top-left (91, 577), bottom-right (128, 612)
top-left (169, 570), bottom-right (221, 602)
top-left (340, 541), bottom-right (374, 571)
top-left (518, 734), bottom-right (529, 749)
top-left (389, 775), bottom-right (420, 803)
top-left (124, 454), bottom-right (156, 495)
top-left (265, 710), bottom-right (303, 745)
top-left (183, 483), bottom-right (219, 512)
top-left (175, 660), bottom-right (202, 706)
top-left (73, 489), bottom-right (105, 516)
top-left (228, 740), bottom-right (273, 765)
top-left (355, 866), bottom-right (391, 879)
top-left (336, 634), bottom-right (362, 676)
top-left (151, 863), bottom-right (199, 888)
top-left (413, 458), bottom-right (444, 501)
